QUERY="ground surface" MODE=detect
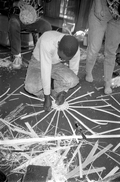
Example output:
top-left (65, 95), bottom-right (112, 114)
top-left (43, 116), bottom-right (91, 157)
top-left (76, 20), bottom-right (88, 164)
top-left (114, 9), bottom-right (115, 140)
top-left (0, 44), bottom-right (120, 182)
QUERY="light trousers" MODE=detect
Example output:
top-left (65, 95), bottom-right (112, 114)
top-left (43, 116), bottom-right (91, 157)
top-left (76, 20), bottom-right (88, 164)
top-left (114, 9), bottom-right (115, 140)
top-left (104, 20), bottom-right (120, 82)
top-left (24, 56), bottom-right (79, 96)
top-left (86, 2), bottom-right (116, 83)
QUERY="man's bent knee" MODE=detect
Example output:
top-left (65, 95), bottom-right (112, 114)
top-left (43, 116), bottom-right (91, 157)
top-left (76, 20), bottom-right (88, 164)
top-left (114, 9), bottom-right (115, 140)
top-left (70, 76), bottom-right (79, 88)
top-left (24, 82), bottom-right (38, 95)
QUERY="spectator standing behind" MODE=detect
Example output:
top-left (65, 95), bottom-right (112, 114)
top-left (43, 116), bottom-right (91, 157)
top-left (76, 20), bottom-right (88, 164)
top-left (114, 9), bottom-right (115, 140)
top-left (85, 0), bottom-right (118, 94)
top-left (103, 1), bottom-right (120, 94)
top-left (0, 0), bottom-right (52, 69)
top-left (24, 31), bottom-right (80, 112)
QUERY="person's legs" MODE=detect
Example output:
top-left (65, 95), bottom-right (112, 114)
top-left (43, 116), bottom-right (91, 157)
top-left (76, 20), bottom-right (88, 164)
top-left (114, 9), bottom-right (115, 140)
top-left (85, 11), bottom-right (108, 82)
top-left (8, 16), bottom-right (52, 69)
top-left (8, 16), bottom-right (52, 52)
top-left (8, 15), bottom-right (22, 69)
top-left (52, 63), bottom-right (79, 94)
top-left (8, 15), bottom-right (21, 55)
top-left (104, 20), bottom-right (120, 94)
top-left (24, 56), bottom-right (43, 98)
top-left (25, 61), bottom-right (79, 99)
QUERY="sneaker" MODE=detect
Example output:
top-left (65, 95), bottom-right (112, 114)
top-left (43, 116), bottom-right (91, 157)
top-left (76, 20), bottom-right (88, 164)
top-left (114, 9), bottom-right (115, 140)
top-left (12, 56), bottom-right (22, 69)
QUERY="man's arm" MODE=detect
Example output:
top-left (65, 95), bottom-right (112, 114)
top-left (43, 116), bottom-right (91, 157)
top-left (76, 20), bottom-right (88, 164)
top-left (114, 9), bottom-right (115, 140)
top-left (69, 47), bottom-right (80, 75)
top-left (39, 37), bottom-right (52, 112)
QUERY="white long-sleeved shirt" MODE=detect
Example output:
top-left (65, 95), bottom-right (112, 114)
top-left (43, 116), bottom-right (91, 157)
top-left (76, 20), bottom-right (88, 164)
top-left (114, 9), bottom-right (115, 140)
top-left (33, 31), bottom-right (80, 95)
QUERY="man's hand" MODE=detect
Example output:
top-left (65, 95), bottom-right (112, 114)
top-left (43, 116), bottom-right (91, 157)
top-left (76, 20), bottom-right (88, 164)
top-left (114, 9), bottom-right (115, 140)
top-left (94, 0), bottom-right (104, 21)
top-left (55, 91), bottom-right (66, 105)
top-left (44, 95), bottom-right (52, 112)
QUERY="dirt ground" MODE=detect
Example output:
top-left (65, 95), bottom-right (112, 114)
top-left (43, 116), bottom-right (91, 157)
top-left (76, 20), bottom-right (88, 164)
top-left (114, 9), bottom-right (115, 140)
top-left (0, 42), bottom-right (120, 182)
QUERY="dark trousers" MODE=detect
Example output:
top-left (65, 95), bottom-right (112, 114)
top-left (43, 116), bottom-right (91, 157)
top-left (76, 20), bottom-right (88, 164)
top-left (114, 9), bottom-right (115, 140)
top-left (8, 15), bottom-right (52, 55)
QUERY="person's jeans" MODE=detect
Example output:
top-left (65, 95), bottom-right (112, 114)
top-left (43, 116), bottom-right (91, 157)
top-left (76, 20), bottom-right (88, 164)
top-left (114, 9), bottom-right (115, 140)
top-left (86, 2), bottom-right (113, 76)
top-left (104, 20), bottom-right (120, 82)
top-left (24, 56), bottom-right (79, 96)
top-left (8, 15), bottom-right (52, 55)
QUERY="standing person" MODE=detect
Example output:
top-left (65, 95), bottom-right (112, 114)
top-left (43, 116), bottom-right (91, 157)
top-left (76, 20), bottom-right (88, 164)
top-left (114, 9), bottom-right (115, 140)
top-left (85, 0), bottom-right (113, 94)
top-left (24, 31), bottom-right (80, 112)
top-left (103, 1), bottom-right (120, 94)
top-left (0, 0), bottom-right (52, 69)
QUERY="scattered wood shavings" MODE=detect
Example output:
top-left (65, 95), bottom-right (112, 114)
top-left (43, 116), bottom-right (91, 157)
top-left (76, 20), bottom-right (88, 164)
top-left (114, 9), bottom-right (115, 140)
top-left (0, 58), bottom-right (12, 67)
top-left (0, 82), bottom-right (120, 181)
top-left (111, 76), bottom-right (120, 88)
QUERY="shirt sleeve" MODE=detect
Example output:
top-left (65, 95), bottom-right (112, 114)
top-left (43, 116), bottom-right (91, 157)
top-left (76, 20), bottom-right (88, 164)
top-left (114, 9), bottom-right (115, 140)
top-left (69, 47), bottom-right (80, 75)
top-left (39, 39), bottom-right (52, 95)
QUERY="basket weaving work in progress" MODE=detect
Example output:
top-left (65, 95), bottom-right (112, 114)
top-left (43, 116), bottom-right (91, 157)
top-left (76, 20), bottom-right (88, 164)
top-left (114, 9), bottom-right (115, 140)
top-left (18, 0), bottom-right (42, 24)
top-left (19, 4), bottom-right (37, 24)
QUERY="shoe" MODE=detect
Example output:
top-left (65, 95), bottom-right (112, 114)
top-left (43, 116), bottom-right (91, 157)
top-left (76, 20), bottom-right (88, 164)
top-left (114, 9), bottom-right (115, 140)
top-left (85, 74), bottom-right (93, 82)
top-left (104, 81), bottom-right (112, 95)
top-left (12, 56), bottom-right (22, 69)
